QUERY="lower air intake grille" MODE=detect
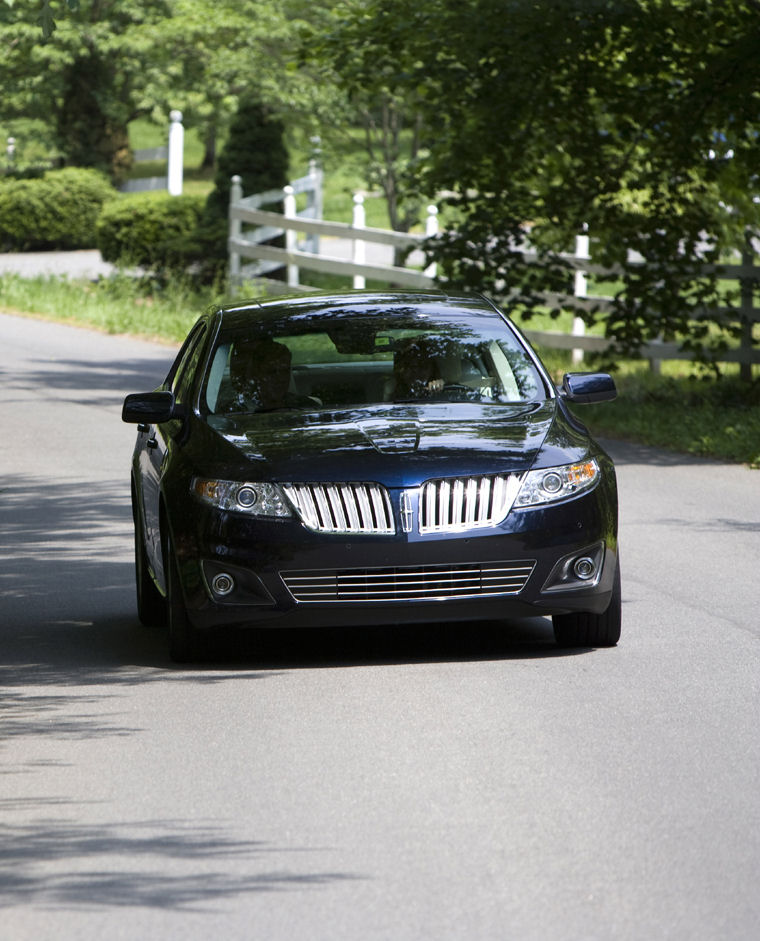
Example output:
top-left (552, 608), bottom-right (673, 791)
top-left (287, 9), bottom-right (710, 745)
top-left (280, 560), bottom-right (536, 603)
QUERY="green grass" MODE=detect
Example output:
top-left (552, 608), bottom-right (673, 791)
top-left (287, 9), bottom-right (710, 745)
top-left (0, 272), bottom-right (234, 344)
top-left (584, 370), bottom-right (760, 467)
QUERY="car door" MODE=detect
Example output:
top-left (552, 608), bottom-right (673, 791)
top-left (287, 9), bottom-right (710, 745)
top-left (140, 322), bottom-right (208, 587)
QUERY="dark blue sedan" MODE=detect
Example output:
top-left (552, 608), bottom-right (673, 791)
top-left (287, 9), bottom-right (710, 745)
top-left (123, 291), bottom-right (620, 661)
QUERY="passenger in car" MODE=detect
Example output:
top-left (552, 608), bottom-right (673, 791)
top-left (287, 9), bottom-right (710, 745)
top-left (229, 338), bottom-right (292, 410)
top-left (389, 338), bottom-right (445, 399)
top-left (228, 338), bottom-right (322, 412)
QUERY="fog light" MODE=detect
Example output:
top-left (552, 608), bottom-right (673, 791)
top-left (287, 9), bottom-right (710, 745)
top-left (211, 572), bottom-right (235, 596)
top-left (573, 557), bottom-right (596, 580)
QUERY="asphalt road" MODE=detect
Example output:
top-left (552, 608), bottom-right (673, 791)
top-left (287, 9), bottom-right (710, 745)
top-left (1, 311), bottom-right (759, 940)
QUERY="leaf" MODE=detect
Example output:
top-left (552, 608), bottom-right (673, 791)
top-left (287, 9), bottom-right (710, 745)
top-left (38, 0), bottom-right (56, 40)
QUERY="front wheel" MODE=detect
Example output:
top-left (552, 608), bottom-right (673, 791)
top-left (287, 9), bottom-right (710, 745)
top-left (134, 505), bottom-right (166, 628)
top-left (552, 558), bottom-right (621, 648)
top-left (165, 534), bottom-right (203, 663)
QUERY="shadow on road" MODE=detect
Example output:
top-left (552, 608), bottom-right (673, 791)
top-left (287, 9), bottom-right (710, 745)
top-left (0, 353), bottom-right (173, 410)
top-left (1, 472), bottom-right (569, 914)
top-left (0, 816), bottom-right (361, 911)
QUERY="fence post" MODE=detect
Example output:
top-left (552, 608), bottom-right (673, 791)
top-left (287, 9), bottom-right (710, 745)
top-left (283, 185), bottom-right (299, 288)
top-left (167, 110), bottom-right (184, 196)
top-left (424, 205), bottom-right (438, 279)
top-left (353, 193), bottom-right (366, 290)
top-left (572, 228), bottom-right (589, 364)
top-left (306, 136), bottom-right (323, 255)
top-left (229, 175), bottom-right (243, 285)
top-left (6, 136), bottom-right (16, 172)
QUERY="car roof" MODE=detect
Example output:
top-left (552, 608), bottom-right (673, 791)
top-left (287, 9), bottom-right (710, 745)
top-left (214, 290), bottom-right (503, 331)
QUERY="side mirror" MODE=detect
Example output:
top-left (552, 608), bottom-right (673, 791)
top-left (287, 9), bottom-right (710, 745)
top-left (122, 390), bottom-right (181, 424)
top-left (561, 372), bottom-right (617, 404)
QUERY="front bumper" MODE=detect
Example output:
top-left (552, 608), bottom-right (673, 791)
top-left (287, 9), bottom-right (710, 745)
top-left (169, 479), bottom-right (618, 632)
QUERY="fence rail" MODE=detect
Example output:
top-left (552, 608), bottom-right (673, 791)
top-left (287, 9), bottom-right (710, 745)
top-left (228, 175), bottom-right (758, 373)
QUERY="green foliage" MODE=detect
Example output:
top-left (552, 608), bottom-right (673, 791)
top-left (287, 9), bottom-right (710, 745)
top-left (96, 191), bottom-right (205, 270)
top-left (37, 1), bottom-right (81, 40)
top-left (0, 1), bottom-right (175, 180)
top-left (335, 0), bottom-right (760, 373)
top-left (0, 1), bottom-right (335, 182)
top-left (205, 96), bottom-right (289, 220)
top-left (302, 4), bottom-right (426, 237)
top-left (0, 167), bottom-right (116, 250)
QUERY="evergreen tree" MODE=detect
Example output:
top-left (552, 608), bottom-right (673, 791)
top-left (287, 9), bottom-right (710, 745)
top-left (164, 95), bottom-right (290, 283)
top-left (205, 97), bottom-right (289, 220)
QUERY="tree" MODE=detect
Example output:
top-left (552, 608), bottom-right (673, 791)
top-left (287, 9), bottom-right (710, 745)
top-left (205, 96), bottom-right (289, 219)
top-left (0, 1), bottom-right (176, 180)
top-left (303, 2), bottom-right (428, 261)
top-left (0, 0), bottom-right (331, 181)
top-left (334, 0), bottom-right (760, 371)
top-left (150, 0), bottom-right (330, 174)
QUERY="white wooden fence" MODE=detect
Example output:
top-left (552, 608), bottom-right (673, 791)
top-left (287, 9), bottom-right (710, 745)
top-left (228, 176), bottom-right (758, 375)
top-left (228, 172), bottom-right (438, 291)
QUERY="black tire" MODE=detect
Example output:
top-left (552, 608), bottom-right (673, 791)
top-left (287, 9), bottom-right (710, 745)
top-left (133, 496), bottom-right (166, 627)
top-left (552, 558), bottom-right (622, 648)
top-left (165, 534), bottom-right (202, 663)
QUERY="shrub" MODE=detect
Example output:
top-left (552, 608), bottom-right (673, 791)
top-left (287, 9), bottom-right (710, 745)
top-left (205, 96), bottom-right (289, 221)
top-left (0, 167), bottom-right (116, 251)
top-left (96, 191), bottom-right (206, 269)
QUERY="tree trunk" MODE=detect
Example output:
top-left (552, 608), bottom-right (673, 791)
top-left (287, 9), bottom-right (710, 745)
top-left (56, 54), bottom-right (132, 183)
top-left (201, 126), bottom-right (217, 170)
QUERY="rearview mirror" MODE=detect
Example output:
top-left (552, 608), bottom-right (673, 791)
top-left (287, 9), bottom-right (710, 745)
top-left (122, 390), bottom-right (181, 424)
top-left (561, 372), bottom-right (617, 404)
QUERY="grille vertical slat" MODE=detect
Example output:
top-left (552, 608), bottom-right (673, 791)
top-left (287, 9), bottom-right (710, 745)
top-left (478, 477), bottom-right (491, 523)
top-left (465, 479), bottom-right (478, 525)
top-left (327, 485), bottom-right (347, 531)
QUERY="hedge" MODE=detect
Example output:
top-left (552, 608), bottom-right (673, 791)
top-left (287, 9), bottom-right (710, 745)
top-left (0, 167), bottom-right (116, 251)
top-left (96, 191), bottom-right (206, 270)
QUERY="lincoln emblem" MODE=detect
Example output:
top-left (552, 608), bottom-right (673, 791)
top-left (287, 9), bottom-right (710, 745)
top-left (400, 490), bottom-right (414, 533)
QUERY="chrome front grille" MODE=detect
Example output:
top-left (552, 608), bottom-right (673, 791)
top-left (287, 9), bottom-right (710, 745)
top-left (281, 560), bottom-right (536, 603)
top-left (419, 474), bottom-right (522, 534)
top-left (283, 482), bottom-right (394, 535)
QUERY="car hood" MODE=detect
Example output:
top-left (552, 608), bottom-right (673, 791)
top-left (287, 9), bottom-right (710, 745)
top-left (205, 402), bottom-right (556, 485)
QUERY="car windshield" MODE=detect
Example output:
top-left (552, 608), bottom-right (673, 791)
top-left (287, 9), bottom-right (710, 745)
top-left (201, 305), bottom-right (547, 416)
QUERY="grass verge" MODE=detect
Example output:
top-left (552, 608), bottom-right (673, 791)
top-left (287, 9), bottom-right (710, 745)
top-left (0, 272), bottom-right (235, 344)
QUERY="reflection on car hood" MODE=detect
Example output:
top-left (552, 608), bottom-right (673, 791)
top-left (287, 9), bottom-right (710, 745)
top-left (208, 402), bottom-right (555, 484)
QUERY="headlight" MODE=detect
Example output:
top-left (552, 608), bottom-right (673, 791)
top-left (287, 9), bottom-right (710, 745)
top-left (514, 458), bottom-right (600, 507)
top-left (192, 479), bottom-right (292, 517)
